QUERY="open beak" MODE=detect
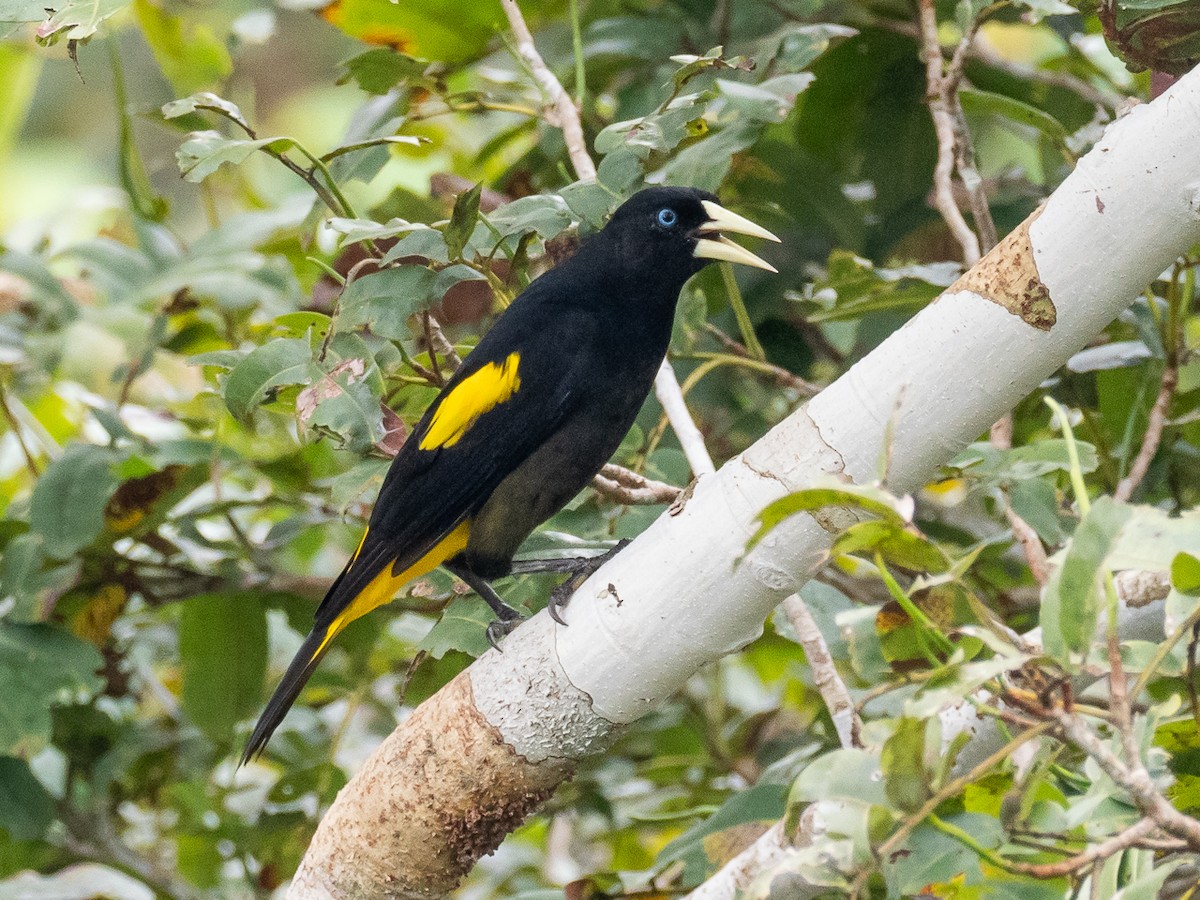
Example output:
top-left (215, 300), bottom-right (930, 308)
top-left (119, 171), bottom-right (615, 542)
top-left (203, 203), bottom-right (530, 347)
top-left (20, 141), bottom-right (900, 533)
top-left (693, 200), bottom-right (781, 273)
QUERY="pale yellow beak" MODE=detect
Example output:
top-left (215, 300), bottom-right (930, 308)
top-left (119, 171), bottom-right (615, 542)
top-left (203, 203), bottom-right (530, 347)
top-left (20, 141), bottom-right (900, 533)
top-left (693, 200), bottom-right (781, 273)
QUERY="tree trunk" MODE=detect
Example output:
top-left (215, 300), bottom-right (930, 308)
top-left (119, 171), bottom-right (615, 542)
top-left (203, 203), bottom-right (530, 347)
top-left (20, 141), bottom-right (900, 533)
top-left (287, 68), bottom-right (1200, 899)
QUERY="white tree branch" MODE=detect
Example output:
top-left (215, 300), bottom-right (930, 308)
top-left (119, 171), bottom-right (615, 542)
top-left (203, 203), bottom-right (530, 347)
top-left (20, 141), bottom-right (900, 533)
top-left (287, 67), bottom-right (1200, 900)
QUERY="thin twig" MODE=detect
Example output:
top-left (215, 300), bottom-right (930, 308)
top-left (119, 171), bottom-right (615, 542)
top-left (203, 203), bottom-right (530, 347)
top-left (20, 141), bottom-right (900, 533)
top-left (703, 324), bottom-right (819, 394)
top-left (500, 0), bottom-right (596, 182)
top-left (781, 594), bottom-right (862, 748)
top-left (655, 359), bottom-right (717, 476)
top-left (1052, 708), bottom-right (1200, 848)
top-left (852, 722), bottom-right (1054, 895)
top-left (917, 0), bottom-right (981, 266)
top-left (421, 311), bottom-right (446, 386)
top-left (423, 310), bottom-right (463, 370)
top-left (1114, 365), bottom-right (1177, 501)
top-left (991, 414), bottom-right (1051, 584)
top-left (0, 382), bottom-right (39, 476)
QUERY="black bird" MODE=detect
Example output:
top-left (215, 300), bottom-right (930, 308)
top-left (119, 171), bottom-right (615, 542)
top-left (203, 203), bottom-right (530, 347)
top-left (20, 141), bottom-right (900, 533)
top-left (241, 186), bottom-right (780, 762)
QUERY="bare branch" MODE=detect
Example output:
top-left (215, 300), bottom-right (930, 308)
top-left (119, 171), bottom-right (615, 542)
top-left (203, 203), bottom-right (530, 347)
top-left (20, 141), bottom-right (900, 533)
top-left (1007, 818), bottom-right (1166, 877)
top-left (424, 309), bottom-right (463, 372)
top-left (1115, 365), bottom-right (1177, 501)
top-left (500, 0), bottom-right (596, 182)
top-left (655, 359), bottom-right (717, 477)
top-left (1052, 708), bottom-right (1200, 848)
top-left (917, 0), bottom-right (981, 266)
top-left (991, 414), bottom-right (1051, 584)
top-left (780, 594), bottom-right (862, 748)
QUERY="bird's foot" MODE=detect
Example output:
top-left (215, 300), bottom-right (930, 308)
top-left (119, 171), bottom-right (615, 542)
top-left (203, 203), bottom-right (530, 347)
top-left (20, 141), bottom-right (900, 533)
top-left (546, 539), bottom-right (630, 625)
top-left (485, 612), bottom-right (525, 652)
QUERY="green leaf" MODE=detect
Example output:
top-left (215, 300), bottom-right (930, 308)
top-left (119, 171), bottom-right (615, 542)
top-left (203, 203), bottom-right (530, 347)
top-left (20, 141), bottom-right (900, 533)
top-left (1008, 478), bottom-right (1067, 546)
top-left (296, 354), bottom-right (384, 453)
top-left (803, 251), bottom-right (950, 323)
top-left (34, 0), bottom-right (127, 43)
top-left (179, 593), bottom-right (268, 744)
top-left (761, 22), bottom-right (858, 73)
top-left (29, 444), bottom-right (118, 558)
top-left (656, 783), bottom-right (788, 882)
top-left (0, 533), bottom-right (48, 620)
top-left (751, 483), bottom-right (912, 550)
top-left (162, 92), bottom-right (251, 133)
top-left (487, 195), bottom-right (576, 241)
top-left (316, 0), bottom-right (498, 63)
top-left (133, 0), bottom-right (231, 95)
top-left (884, 813), bottom-right (1006, 895)
top-left (0, 622), bottom-right (103, 756)
top-left (831, 520), bottom-right (949, 573)
top-left (222, 337), bottom-right (313, 419)
top-left (1042, 496), bottom-right (1133, 659)
top-left (882, 717), bottom-right (931, 812)
top-left (176, 130), bottom-right (296, 183)
top-left (444, 183), bottom-right (482, 261)
top-left (838, 605), bottom-right (890, 682)
top-left (339, 47), bottom-right (429, 95)
top-left (952, 438), bottom-right (1099, 483)
top-left (328, 216), bottom-right (429, 247)
top-left (0, 756), bottom-right (54, 841)
top-left (959, 88), bottom-right (1071, 155)
top-left (792, 748), bottom-right (887, 806)
top-left (339, 266), bottom-right (437, 340)
top-left (418, 595), bottom-right (496, 658)
top-left (1171, 551), bottom-right (1200, 594)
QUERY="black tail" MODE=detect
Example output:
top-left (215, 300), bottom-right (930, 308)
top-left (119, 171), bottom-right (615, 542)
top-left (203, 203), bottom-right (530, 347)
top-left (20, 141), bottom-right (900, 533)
top-left (240, 625), bottom-right (334, 766)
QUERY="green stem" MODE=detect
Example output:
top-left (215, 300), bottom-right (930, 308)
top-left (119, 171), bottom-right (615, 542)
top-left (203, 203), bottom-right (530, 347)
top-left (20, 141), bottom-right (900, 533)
top-left (293, 143), bottom-right (359, 219)
top-left (875, 553), bottom-right (955, 659)
top-left (569, 0), bottom-right (586, 107)
top-left (720, 263), bottom-right (765, 361)
top-left (108, 41), bottom-right (165, 220)
top-left (1045, 397), bottom-right (1091, 516)
top-left (928, 813), bottom-right (1019, 873)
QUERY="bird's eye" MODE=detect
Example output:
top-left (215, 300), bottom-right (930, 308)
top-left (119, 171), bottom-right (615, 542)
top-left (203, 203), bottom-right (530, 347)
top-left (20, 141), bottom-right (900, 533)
top-left (656, 208), bottom-right (678, 228)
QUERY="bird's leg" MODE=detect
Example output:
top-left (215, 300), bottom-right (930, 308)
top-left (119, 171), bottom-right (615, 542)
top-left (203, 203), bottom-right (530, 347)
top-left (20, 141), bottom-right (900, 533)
top-left (538, 539), bottom-right (630, 625)
top-left (446, 562), bottom-right (524, 651)
top-left (509, 540), bottom-right (632, 576)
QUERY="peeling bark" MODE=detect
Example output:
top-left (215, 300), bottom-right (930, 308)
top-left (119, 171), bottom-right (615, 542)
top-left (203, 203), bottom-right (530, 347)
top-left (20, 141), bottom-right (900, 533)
top-left (289, 674), bottom-right (568, 899)
top-left (947, 205), bottom-right (1056, 330)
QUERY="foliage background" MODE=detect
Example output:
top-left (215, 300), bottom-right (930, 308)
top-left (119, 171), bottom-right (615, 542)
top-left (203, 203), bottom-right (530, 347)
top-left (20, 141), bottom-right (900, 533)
top-left (0, 0), bottom-right (1198, 897)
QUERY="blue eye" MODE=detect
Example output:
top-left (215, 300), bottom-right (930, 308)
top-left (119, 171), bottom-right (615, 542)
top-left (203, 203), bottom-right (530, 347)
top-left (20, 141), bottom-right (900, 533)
top-left (656, 208), bottom-right (678, 228)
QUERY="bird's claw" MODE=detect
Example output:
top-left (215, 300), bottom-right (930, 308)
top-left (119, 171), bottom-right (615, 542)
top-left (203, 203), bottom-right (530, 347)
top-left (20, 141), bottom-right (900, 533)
top-left (547, 580), bottom-right (575, 625)
top-left (546, 539), bottom-right (631, 626)
top-left (485, 614), bottom-right (524, 652)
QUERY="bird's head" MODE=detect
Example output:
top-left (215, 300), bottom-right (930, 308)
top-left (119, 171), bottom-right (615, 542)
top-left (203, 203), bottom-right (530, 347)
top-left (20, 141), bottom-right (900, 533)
top-left (602, 186), bottom-right (780, 287)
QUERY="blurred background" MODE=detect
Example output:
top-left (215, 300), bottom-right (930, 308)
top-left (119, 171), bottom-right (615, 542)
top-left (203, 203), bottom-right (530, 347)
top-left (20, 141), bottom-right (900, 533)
top-left (2, 0), bottom-right (1199, 897)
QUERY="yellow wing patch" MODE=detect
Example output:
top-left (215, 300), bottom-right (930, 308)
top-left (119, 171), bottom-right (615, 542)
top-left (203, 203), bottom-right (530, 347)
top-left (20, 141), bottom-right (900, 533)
top-left (313, 521), bottom-right (471, 661)
top-left (419, 352), bottom-right (521, 450)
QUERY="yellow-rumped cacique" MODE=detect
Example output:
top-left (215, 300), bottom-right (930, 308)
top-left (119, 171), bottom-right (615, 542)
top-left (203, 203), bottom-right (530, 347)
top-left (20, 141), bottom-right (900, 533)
top-left (241, 186), bottom-right (780, 763)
